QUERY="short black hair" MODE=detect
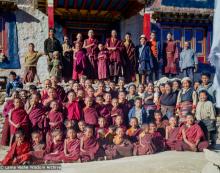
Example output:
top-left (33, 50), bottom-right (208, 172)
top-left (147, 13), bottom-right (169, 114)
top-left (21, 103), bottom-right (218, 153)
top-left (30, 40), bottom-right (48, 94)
top-left (9, 71), bottom-right (16, 76)
top-left (201, 72), bottom-right (211, 78)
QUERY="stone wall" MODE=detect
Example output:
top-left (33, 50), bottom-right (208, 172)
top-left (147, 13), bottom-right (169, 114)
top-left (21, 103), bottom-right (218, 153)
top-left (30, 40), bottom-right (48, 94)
top-left (0, 6), bottom-right (49, 82)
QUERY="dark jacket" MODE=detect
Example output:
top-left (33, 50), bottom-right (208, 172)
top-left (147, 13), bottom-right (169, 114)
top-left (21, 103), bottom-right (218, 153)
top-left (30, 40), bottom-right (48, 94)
top-left (44, 37), bottom-right (62, 54)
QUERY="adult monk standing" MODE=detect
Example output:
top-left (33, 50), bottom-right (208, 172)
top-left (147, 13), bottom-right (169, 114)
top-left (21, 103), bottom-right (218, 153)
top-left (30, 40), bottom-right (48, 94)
top-left (83, 30), bottom-right (98, 79)
top-left (123, 33), bottom-right (137, 83)
top-left (106, 30), bottom-right (124, 82)
top-left (163, 32), bottom-right (179, 78)
top-left (44, 28), bottom-right (62, 72)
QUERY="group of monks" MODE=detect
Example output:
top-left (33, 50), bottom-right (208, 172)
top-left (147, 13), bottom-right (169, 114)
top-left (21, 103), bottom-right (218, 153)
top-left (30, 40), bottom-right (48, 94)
top-left (0, 72), bottom-right (210, 166)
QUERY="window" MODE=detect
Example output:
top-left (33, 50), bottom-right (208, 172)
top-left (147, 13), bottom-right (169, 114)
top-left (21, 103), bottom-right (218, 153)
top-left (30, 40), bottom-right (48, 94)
top-left (0, 17), bottom-right (3, 53)
top-left (195, 29), bottom-right (204, 55)
top-left (184, 29), bottom-right (193, 49)
top-left (173, 28), bottom-right (182, 49)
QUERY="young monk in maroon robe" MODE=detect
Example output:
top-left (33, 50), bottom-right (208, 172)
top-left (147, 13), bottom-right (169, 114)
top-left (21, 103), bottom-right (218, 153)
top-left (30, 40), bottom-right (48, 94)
top-left (8, 98), bottom-right (29, 146)
top-left (83, 30), bottom-right (98, 79)
top-left (58, 128), bottom-right (80, 163)
top-left (28, 131), bottom-right (45, 164)
top-left (118, 91), bottom-right (131, 125)
top-left (64, 91), bottom-right (81, 121)
top-left (27, 93), bottom-right (48, 132)
top-left (149, 122), bottom-right (165, 152)
top-left (97, 43), bottom-right (109, 80)
top-left (48, 101), bottom-right (64, 131)
top-left (50, 76), bottom-right (65, 102)
top-left (1, 130), bottom-right (30, 166)
top-left (95, 117), bottom-right (108, 138)
top-left (106, 127), bottom-right (133, 159)
top-left (114, 115), bottom-right (127, 132)
top-left (111, 98), bottom-right (124, 124)
top-left (94, 81), bottom-right (106, 97)
top-left (44, 129), bottom-right (64, 163)
top-left (80, 126), bottom-right (100, 162)
top-left (95, 96), bottom-right (111, 125)
top-left (175, 114), bottom-right (209, 152)
top-left (72, 42), bottom-right (87, 81)
top-left (165, 117), bottom-right (180, 150)
top-left (126, 117), bottom-right (141, 143)
top-left (1, 91), bottom-right (19, 146)
top-left (41, 79), bottom-right (52, 102)
top-left (154, 110), bottom-right (169, 138)
top-left (105, 30), bottom-right (123, 81)
top-left (77, 120), bottom-right (86, 139)
top-left (133, 124), bottom-right (156, 156)
top-left (83, 97), bottom-right (98, 126)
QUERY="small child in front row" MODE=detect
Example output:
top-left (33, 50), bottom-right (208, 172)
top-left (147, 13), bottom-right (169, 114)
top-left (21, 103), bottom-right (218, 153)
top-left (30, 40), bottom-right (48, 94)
top-left (59, 128), bottom-right (80, 163)
top-left (196, 90), bottom-right (216, 147)
top-left (1, 130), bottom-right (30, 166)
top-left (28, 131), bottom-right (45, 164)
top-left (126, 117), bottom-right (141, 143)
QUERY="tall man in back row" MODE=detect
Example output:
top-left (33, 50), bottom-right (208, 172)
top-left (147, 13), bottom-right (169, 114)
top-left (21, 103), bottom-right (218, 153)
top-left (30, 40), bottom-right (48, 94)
top-left (44, 28), bottom-right (62, 72)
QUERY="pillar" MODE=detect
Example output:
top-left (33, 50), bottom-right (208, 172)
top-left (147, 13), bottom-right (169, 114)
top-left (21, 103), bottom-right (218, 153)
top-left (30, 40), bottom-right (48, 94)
top-left (48, 0), bottom-right (54, 29)
top-left (143, 13), bottom-right (151, 40)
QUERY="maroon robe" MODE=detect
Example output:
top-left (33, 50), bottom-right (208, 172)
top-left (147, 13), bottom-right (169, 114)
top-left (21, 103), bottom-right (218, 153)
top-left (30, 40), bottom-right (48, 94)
top-left (84, 38), bottom-right (98, 78)
top-left (80, 136), bottom-right (100, 162)
top-left (155, 120), bottom-right (169, 138)
top-left (83, 107), bottom-right (98, 126)
top-left (44, 141), bottom-right (64, 162)
top-left (54, 85), bottom-right (65, 102)
top-left (133, 133), bottom-right (157, 155)
top-left (72, 49), bottom-right (87, 81)
top-left (28, 103), bottom-right (48, 131)
top-left (98, 50), bottom-right (109, 80)
top-left (10, 108), bottom-right (29, 136)
top-left (175, 123), bottom-right (209, 152)
top-left (151, 132), bottom-right (165, 152)
top-left (119, 100), bottom-right (131, 125)
top-left (65, 101), bottom-right (81, 121)
top-left (48, 110), bottom-right (64, 130)
top-left (163, 40), bottom-right (179, 74)
top-left (111, 107), bottom-right (124, 124)
top-left (95, 104), bottom-right (111, 125)
top-left (58, 138), bottom-right (80, 162)
top-left (124, 41), bottom-right (136, 82)
top-left (1, 100), bottom-right (14, 146)
top-left (126, 127), bottom-right (141, 143)
top-left (28, 142), bottom-right (45, 163)
top-left (105, 138), bottom-right (133, 159)
top-left (165, 127), bottom-right (180, 150)
top-left (1, 141), bottom-right (30, 166)
top-left (105, 38), bottom-right (123, 77)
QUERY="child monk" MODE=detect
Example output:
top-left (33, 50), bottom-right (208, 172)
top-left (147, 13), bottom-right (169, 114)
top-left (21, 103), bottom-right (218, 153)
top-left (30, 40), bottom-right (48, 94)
top-left (110, 98), bottom-right (124, 124)
top-left (44, 129), bottom-right (64, 163)
top-left (126, 117), bottom-right (141, 143)
top-left (41, 79), bottom-right (52, 101)
top-left (133, 124), bottom-right (156, 155)
top-left (80, 126), bottom-right (100, 162)
top-left (95, 117), bottom-right (108, 138)
top-left (8, 98), bottom-right (29, 146)
top-left (1, 130), bottom-right (30, 166)
top-left (165, 117), bottom-right (180, 150)
top-left (83, 97), bottom-right (99, 127)
top-left (95, 96), bottom-right (111, 125)
top-left (1, 90), bottom-right (19, 146)
top-left (64, 91), bottom-right (81, 121)
top-left (106, 127), bottom-right (133, 159)
top-left (97, 43), bottom-right (109, 80)
top-left (28, 131), bottom-right (45, 164)
top-left (149, 122), bottom-right (165, 152)
top-left (48, 100), bottom-right (64, 131)
top-left (114, 115), bottom-right (127, 131)
top-left (77, 120), bottom-right (86, 139)
top-left (154, 110), bottom-right (169, 138)
top-left (59, 128), bottom-right (80, 163)
top-left (175, 114), bottom-right (209, 152)
top-left (27, 93), bottom-right (48, 132)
